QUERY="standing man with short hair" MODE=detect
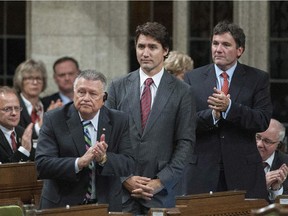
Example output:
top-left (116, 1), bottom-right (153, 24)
top-left (36, 70), bottom-right (134, 211)
top-left (42, 56), bottom-right (80, 111)
top-left (256, 118), bottom-right (288, 201)
top-left (106, 22), bottom-right (195, 215)
top-left (184, 20), bottom-right (272, 199)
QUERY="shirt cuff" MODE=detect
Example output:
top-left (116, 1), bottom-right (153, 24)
top-left (18, 146), bottom-right (30, 157)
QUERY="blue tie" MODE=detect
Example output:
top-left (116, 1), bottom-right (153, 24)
top-left (82, 120), bottom-right (94, 200)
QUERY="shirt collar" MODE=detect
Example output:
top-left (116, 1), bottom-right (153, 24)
top-left (79, 110), bottom-right (100, 131)
top-left (59, 92), bottom-right (72, 105)
top-left (265, 152), bottom-right (275, 168)
top-left (139, 67), bottom-right (164, 89)
top-left (0, 125), bottom-right (14, 136)
top-left (20, 93), bottom-right (43, 114)
top-left (214, 62), bottom-right (237, 80)
top-left (20, 93), bottom-right (33, 112)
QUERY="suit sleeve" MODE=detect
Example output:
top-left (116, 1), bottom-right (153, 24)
top-left (106, 80), bottom-right (117, 109)
top-left (35, 112), bottom-right (79, 181)
top-left (97, 113), bottom-right (135, 177)
top-left (226, 71), bottom-right (272, 132)
top-left (157, 87), bottom-right (196, 191)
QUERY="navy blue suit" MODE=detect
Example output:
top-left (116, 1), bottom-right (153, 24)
top-left (184, 62), bottom-right (272, 199)
top-left (0, 125), bottom-right (35, 163)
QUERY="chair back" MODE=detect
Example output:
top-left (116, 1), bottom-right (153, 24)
top-left (0, 205), bottom-right (23, 216)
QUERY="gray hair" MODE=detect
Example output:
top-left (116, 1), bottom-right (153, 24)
top-left (73, 70), bottom-right (107, 91)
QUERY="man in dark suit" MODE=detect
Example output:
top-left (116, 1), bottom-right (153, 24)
top-left (42, 56), bottom-right (80, 111)
top-left (184, 21), bottom-right (272, 199)
top-left (35, 70), bottom-right (135, 211)
top-left (0, 86), bottom-right (34, 163)
top-left (106, 22), bottom-right (196, 214)
top-left (256, 118), bottom-right (288, 201)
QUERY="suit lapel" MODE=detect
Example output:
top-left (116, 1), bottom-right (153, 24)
top-left (66, 105), bottom-right (86, 156)
top-left (126, 71), bottom-right (142, 135)
top-left (143, 71), bottom-right (174, 135)
top-left (204, 64), bottom-right (218, 97)
top-left (19, 97), bottom-right (32, 125)
top-left (271, 151), bottom-right (282, 171)
top-left (0, 129), bottom-right (13, 154)
top-left (97, 107), bottom-right (112, 146)
top-left (229, 62), bottom-right (246, 101)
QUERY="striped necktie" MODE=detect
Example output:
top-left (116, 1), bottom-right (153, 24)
top-left (140, 78), bottom-right (154, 130)
top-left (82, 120), bottom-right (94, 200)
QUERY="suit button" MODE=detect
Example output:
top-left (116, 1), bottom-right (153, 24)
top-left (220, 135), bottom-right (224, 139)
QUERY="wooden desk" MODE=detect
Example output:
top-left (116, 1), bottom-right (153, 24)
top-left (35, 204), bottom-right (108, 216)
top-left (149, 208), bottom-right (181, 216)
top-left (0, 162), bottom-right (43, 204)
top-left (176, 191), bottom-right (268, 216)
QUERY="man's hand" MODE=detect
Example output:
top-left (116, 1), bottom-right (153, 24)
top-left (144, 178), bottom-right (164, 195)
top-left (94, 134), bottom-right (108, 163)
top-left (21, 123), bottom-right (33, 152)
top-left (207, 87), bottom-right (230, 112)
top-left (46, 99), bottom-right (63, 111)
top-left (266, 164), bottom-right (288, 190)
top-left (123, 176), bottom-right (153, 200)
top-left (77, 146), bottom-right (96, 170)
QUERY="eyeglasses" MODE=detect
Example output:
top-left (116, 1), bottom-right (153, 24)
top-left (0, 106), bottom-right (23, 113)
top-left (76, 89), bottom-right (103, 100)
top-left (255, 134), bottom-right (279, 146)
top-left (23, 76), bottom-right (43, 83)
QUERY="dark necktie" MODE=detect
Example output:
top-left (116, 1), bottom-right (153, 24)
top-left (82, 120), bottom-right (94, 200)
top-left (140, 78), bottom-right (154, 130)
top-left (10, 131), bottom-right (18, 152)
top-left (263, 162), bottom-right (269, 173)
top-left (221, 71), bottom-right (229, 95)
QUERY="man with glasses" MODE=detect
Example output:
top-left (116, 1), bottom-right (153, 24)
top-left (0, 86), bottom-right (34, 163)
top-left (256, 118), bottom-right (288, 201)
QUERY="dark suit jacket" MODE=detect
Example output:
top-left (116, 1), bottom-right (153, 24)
top-left (42, 92), bottom-right (62, 112)
top-left (184, 62), bottom-right (272, 199)
top-left (106, 70), bottom-right (196, 208)
top-left (0, 125), bottom-right (35, 163)
top-left (270, 150), bottom-right (288, 195)
top-left (18, 96), bottom-right (39, 139)
top-left (35, 103), bottom-right (135, 211)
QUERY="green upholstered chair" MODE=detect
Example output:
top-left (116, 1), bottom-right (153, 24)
top-left (0, 205), bottom-right (23, 216)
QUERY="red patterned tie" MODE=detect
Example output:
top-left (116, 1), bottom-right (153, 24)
top-left (141, 78), bottom-right (154, 130)
top-left (221, 71), bottom-right (229, 95)
top-left (10, 131), bottom-right (18, 152)
top-left (31, 108), bottom-right (38, 123)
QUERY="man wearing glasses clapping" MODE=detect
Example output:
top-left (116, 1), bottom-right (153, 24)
top-left (0, 86), bottom-right (34, 163)
top-left (256, 118), bottom-right (288, 202)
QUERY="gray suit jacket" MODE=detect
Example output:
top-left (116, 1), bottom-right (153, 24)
top-left (35, 103), bottom-right (135, 211)
top-left (106, 70), bottom-right (196, 208)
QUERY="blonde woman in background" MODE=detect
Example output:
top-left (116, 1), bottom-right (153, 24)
top-left (13, 59), bottom-right (47, 139)
top-left (164, 50), bottom-right (194, 80)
